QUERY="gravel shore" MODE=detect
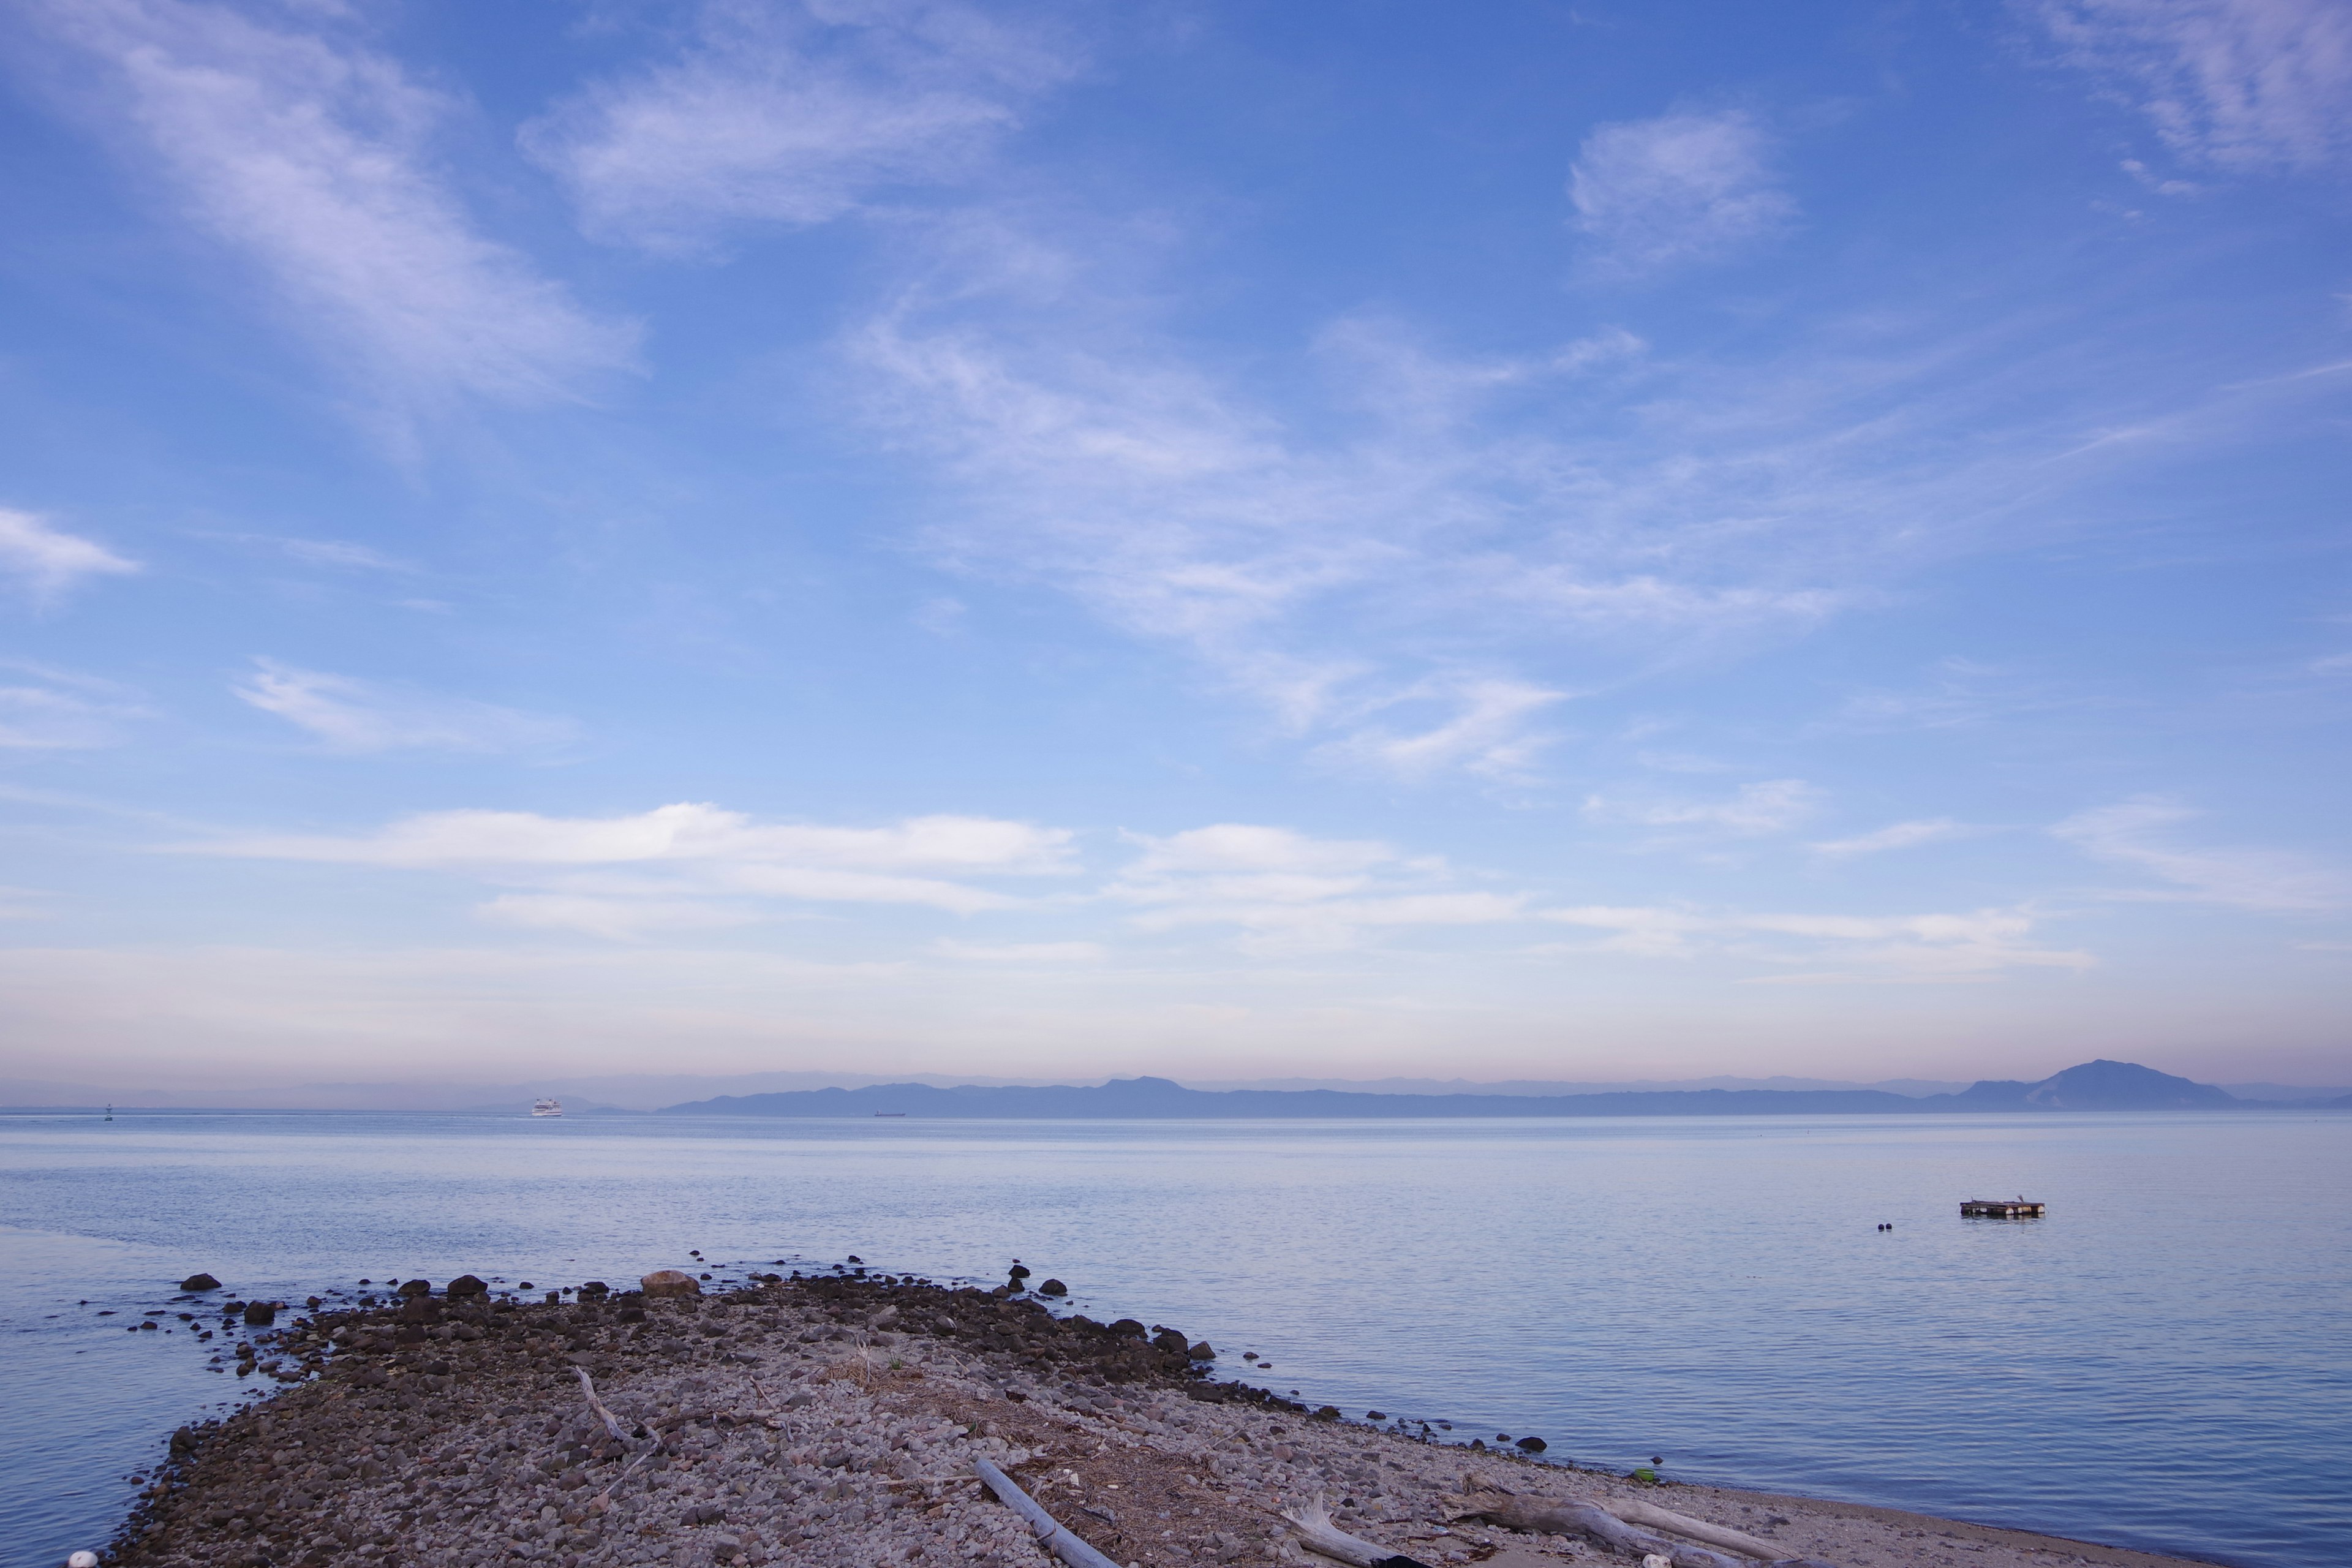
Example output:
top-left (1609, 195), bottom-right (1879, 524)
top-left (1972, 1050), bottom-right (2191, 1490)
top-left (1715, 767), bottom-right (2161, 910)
top-left (98, 1270), bottom-right (2213, 1568)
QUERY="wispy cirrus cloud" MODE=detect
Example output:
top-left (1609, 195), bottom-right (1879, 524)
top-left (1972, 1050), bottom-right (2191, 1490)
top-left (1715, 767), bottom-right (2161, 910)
top-left (1109, 823), bottom-right (1525, 954)
top-left (2054, 797), bottom-right (2345, 909)
top-left (233, 660), bottom-right (579, 756)
top-left (1544, 903), bottom-right (2091, 982)
top-left (206, 533), bottom-right (416, 574)
top-left (2035, 0), bottom-right (2352, 170)
top-left (1811, 818), bottom-right (1980, 858)
top-left (850, 274), bottom-right (1873, 778)
top-left (0, 508), bottom-right (140, 600)
top-left (1584, 778), bottom-right (1825, 839)
top-left (186, 801), bottom-right (1080, 937)
top-left (524, 0), bottom-right (1080, 254)
top-left (0, 663), bottom-right (149, 750)
top-left (17, 0), bottom-right (636, 428)
top-left (1569, 109), bottom-right (1795, 273)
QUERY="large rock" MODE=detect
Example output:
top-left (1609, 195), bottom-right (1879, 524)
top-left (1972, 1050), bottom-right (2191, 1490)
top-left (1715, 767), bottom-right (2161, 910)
top-left (242, 1302), bottom-right (276, 1327)
top-left (178, 1273), bottom-right (221, 1292)
top-left (446, 1275), bottom-right (488, 1299)
top-left (641, 1269), bottom-right (702, 1299)
top-left (1035, 1278), bottom-right (1068, 1297)
top-left (396, 1280), bottom-right (433, 1298)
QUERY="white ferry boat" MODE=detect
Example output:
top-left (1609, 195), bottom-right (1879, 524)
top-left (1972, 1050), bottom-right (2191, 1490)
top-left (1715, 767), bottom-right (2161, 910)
top-left (531, 1097), bottom-right (562, 1118)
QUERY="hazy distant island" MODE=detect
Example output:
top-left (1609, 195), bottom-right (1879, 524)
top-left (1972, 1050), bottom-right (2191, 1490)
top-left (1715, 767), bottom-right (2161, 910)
top-left (663, 1057), bottom-right (2349, 1118)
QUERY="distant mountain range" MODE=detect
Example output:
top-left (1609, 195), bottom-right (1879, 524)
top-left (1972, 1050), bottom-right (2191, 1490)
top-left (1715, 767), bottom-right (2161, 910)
top-left (665, 1058), bottom-right (2351, 1117)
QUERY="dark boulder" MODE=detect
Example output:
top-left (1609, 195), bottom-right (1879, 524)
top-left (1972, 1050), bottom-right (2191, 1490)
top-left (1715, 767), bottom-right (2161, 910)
top-left (179, 1273), bottom-right (221, 1292)
top-left (1107, 1318), bottom-right (1147, 1339)
top-left (1151, 1329), bottom-right (1190, 1355)
top-left (396, 1280), bottom-right (433, 1298)
top-left (1036, 1278), bottom-right (1068, 1297)
top-left (242, 1302), bottom-right (276, 1327)
top-left (1189, 1342), bottom-right (1216, 1361)
top-left (1515, 1436), bottom-right (1547, 1453)
top-left (446, 1275), bottom-right (488, 1298)
top-left (1311, 1405), bottom-right (1342, 1422)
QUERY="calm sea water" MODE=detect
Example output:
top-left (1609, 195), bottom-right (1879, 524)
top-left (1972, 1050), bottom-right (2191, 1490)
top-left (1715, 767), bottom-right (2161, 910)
top-left (1, 1112), bottom-right (2346, 1568)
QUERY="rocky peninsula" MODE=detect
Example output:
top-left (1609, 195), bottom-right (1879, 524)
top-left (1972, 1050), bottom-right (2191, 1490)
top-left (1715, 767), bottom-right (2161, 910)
top-left (97, 1269), bottom-right (2211, 1568)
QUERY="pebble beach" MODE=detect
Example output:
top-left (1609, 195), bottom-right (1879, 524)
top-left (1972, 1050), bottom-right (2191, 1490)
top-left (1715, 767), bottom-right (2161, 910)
top-left (82, 1267), bottom-right (2218, 1568)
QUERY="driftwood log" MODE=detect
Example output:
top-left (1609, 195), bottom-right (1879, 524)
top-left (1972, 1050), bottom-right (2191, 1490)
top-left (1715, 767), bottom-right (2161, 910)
top-left (572, 1367), bottom-right (633, 1444)
top-left (973, 1458), bottom-right (1123, 1568)
top-left (1280, 1491), bottom-right (1436, 1567)
top-left (1604, 1498), bottom-right (1791, 1561)
top-left (1458, 1493), bottom-right (1840, 1568)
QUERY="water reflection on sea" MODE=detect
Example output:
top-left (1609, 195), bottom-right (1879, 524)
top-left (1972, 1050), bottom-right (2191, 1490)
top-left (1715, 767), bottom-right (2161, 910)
top-left (1, 1112), bottom-right (2346, 1568)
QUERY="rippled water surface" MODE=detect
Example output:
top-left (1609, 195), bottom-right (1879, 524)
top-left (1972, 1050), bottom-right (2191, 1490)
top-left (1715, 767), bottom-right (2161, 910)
top-left (2, 1111), bottom-right (2347, 1568)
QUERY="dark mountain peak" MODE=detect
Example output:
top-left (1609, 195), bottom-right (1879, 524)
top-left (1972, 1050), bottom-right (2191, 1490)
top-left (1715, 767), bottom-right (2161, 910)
top-left (2021, 1059), bottom-right (2236, 1110)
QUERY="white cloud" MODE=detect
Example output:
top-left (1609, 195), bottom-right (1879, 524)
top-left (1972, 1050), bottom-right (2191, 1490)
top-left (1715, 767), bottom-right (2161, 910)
top-left (849, 283), bottom-right (1863, 779)
top-left (524, 0), bottom-right (1079, 254)
top-left (20, 0), bottom-right (636, 424)
top-left (1585, 779), bottom-right (1825, 838)
top-left (208, 533), bottom-right (414, 573)
top-left (1569, 110), bottom-right (1795, 272)
top-left (1110, 824), bottom-right (1522, 954)
top-left (1544, 903), bottom-right (2092, 981)
top-left (1124, 824), bottom-right (1398, 878)
top-left (0, 661), bottom-right (148, 749)
top-left (2053, 798), bottom-right (2344, 910)
top-left (1316, 678), bottom-right (1567, 781)
top-left (204, 801), bottom-right (1074, 874)
top-left (1811, 818), bottom-right (1977, 858)
top-left (2037, 0), bottom-right (2352, 170)
top-left (189, 801), bottom-right (1076, 932)
top-left (0, 508), bottom-right (140, 598)
top-left (935, 940), bottom-right (1104, 962)
top-left (479, 894), bottom-right (759, 941)
top-left (0, 687), bottom-right (135, 750)
top-left (233, 660), bottom-right (578, 755)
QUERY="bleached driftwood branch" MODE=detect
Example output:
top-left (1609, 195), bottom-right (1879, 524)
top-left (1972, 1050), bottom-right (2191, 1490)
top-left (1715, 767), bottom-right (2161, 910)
top-left (1458, 1493), bottom-right (1839, 1568)
top-left (1280, 1491), bottom-right (1434, 1567)
top-left (574, 1367), bottom-right (633, 1443)
top-left (973, 1458), bottom-right (1123, 1568)
top-left (1603, 1498), bottom-right (1790, 1561)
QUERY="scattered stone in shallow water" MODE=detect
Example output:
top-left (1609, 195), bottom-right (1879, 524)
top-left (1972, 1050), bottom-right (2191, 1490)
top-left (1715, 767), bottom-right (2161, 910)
top-left (1036, 1278), bottom-right (1068, 1297)
top-left (641, 1270), bottom-right (701, 1299)
top-left (178, 1273), bottom-right (221, 1292)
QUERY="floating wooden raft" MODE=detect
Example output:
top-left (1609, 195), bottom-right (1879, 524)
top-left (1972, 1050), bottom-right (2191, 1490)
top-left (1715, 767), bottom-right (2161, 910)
top-left (1961, 1198), bottom-right (2045, 1218)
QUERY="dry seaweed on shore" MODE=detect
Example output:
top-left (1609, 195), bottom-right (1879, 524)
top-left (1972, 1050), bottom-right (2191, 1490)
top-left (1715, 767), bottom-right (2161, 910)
top-left (100, 1272), bottom-right (2215, 1568)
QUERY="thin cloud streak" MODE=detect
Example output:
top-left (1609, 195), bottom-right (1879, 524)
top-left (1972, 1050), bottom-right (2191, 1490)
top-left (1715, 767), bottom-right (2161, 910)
top-left (2035, 0), bottom-right (2352, 170)
top-left (18, 0), bottom-right (637, 429)
top-left (525, 0), bottom-right (1080, 255)
top-left (0, 508), bottom-right (140, 598)
top-left (233, 660), bottom-right (579, 756)
top-left (2053, 798), bottom-right (2345, 910)
top-left (1812, 818), bottom-right (1978, 858)
top-left (1544, 903), bottom-right (2092, 981)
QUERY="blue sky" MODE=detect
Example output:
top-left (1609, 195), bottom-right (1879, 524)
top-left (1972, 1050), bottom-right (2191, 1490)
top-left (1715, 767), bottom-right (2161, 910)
top-left (1, 0), bottom-right (2347, 1091)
